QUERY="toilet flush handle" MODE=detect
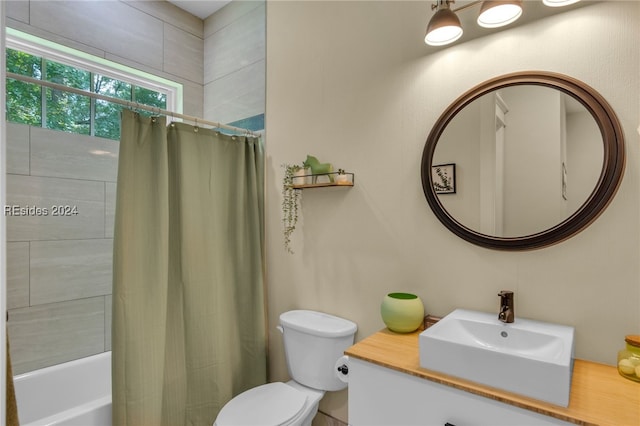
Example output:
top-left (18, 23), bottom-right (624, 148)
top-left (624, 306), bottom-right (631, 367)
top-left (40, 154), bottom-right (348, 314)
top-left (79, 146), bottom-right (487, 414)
top-left (276, 325), bottom-right (284, 334)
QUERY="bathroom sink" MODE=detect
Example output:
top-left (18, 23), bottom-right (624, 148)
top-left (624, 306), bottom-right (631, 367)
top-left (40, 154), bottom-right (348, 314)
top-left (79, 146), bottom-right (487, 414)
top-left (419, 309), bottom-right (574, 407)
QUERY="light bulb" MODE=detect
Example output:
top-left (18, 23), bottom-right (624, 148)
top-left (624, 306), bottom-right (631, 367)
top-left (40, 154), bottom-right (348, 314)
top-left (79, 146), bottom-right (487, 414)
top-left (478, 1), bottom-right (523, 28)
top-left (543, 0), bottom-right (581, 7)
top-left (425, 25), bottom-right (463, 46)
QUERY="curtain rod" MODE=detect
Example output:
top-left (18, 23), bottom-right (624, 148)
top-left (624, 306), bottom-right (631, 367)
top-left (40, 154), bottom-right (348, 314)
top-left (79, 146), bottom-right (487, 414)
top-left (6, 72), bottom-right (260, 137)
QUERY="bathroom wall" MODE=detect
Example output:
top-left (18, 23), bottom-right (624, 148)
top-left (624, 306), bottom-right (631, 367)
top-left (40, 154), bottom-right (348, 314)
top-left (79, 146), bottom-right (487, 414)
top-left (501, 88), bottom-right (565, 236)
top-left (566, 109), bottom-right (602, 214)
top-left (4, 0), bottom-right (204, 374)
top-left (203, 0), bottom-right (265, 125)
top-left (265, 2), bottom-right (639, 422)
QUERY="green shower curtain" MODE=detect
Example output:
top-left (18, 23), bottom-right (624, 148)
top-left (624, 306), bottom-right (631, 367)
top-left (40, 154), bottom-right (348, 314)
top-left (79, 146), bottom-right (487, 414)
top-left (112, 110), bottom-right (266, 425)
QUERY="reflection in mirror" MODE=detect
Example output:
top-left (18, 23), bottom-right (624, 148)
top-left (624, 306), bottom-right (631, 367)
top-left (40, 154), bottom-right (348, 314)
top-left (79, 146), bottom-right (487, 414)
top-left (433, 86), bottom-right (603, 238)
top-left (421, 71), bottom-right (625, 251)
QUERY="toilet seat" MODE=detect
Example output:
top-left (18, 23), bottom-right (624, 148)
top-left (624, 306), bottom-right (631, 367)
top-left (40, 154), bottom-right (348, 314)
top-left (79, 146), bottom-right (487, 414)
top-left (215, 382), bottom-right (307, 426)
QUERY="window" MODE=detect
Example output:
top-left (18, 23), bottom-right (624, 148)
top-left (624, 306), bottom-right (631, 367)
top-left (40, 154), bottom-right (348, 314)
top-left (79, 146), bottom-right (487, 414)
top-left (5, 29), bottom-right (182, 140)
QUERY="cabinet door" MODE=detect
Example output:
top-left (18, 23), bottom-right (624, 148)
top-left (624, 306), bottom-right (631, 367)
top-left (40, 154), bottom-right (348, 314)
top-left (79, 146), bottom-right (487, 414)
top-left (348, 359), bottom-right (571, 426)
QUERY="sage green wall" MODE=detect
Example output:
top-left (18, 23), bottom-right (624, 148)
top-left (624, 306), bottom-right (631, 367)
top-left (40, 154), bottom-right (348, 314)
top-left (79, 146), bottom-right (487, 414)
top-left (265, 2), bottom-right (640, 422)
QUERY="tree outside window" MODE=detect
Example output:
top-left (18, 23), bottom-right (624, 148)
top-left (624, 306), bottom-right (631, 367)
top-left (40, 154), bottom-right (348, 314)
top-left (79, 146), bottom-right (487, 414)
top-left (5, 48), bottom-right (167, 140)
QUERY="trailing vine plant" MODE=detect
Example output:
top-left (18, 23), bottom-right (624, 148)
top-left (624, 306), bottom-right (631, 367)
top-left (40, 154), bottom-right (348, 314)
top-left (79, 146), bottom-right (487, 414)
top-left (282, 163), bottom-right (302, 254)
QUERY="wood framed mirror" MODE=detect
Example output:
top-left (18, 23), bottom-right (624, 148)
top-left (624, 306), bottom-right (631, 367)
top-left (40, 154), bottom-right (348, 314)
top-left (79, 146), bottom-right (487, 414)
top-left (421, 71), bottom-right (625, 250)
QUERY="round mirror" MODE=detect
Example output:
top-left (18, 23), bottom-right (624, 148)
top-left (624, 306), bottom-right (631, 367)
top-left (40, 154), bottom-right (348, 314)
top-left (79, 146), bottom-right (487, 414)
top-left (421, 71), bottom-right (625, 250)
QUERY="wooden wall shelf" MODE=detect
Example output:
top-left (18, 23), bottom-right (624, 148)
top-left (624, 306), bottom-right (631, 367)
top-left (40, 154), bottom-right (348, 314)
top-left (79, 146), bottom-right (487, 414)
top-left (291, 171), bottom-right (355, 189)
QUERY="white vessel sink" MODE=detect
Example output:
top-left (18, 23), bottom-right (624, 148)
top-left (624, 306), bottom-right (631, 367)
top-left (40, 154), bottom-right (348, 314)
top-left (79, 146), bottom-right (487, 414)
top-left (419, 309), bottom-right (575, 407)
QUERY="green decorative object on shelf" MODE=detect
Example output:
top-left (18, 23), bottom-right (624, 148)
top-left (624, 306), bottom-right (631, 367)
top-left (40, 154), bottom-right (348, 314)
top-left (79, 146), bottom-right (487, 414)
top-left (381, 292), bottom-right (425, 333)
top-left (303, 155), bottom-right (334, 183)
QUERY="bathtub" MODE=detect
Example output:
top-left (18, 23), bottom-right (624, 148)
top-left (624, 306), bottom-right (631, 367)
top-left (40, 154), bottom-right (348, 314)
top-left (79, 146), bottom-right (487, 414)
top-left (13, 352), bottom-right (111, 426)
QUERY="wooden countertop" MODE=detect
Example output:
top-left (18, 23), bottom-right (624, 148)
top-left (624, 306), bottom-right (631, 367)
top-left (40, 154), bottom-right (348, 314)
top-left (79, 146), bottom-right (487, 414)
top-left (345, 329), bottom-right (640, 426)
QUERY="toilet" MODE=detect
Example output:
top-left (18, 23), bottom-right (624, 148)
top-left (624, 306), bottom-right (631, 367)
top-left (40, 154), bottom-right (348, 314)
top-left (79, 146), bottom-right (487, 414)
top-left (214, 310), bottom-right (357, 426)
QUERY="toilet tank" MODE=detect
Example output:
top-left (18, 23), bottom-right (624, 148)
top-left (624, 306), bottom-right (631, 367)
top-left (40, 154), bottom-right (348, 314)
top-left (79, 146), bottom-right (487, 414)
top-left (280, 310), bottom-right (357, 391)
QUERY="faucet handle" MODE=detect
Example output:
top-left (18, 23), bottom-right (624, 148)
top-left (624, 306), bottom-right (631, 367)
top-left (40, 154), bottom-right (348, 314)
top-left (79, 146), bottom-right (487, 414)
top-left (497, 290), bottom-right (515, 323)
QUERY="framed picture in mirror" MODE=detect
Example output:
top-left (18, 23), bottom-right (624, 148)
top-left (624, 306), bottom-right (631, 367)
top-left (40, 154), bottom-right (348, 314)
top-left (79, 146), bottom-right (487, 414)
top-left (432, 163), bottom-right (456, 194)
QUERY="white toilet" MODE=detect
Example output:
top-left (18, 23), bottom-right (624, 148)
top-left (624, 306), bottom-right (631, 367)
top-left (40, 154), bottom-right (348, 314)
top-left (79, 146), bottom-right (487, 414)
top-left (214, 310), bottom-right (357, 426)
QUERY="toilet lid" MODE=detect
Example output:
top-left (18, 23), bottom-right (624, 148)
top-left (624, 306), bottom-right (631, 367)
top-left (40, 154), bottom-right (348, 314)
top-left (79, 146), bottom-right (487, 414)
top-left (216, 382), bottom-right (307, 426)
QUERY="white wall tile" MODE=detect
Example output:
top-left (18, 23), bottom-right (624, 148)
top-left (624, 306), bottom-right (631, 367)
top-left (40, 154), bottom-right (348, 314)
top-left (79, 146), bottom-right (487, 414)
top-left (164, 23), bottom-right (204, 85)
top-left (204, 4), bottom-right (265, 84)
top-left (204, 59), bottom-right (265, 124)
top-left (204, 0), bottom-right (263, 38)
top-left (182, 80), bottom-right (205, 118)
top-left (203, 2), bottom-right (265, 125)
top-left (8, 297), bottom-right (105, 374)
top-left (6, 122), bottom-right (30, 175)
top-left (6, 17), bottom-right (108, 59)
top-left (31, 128), bottom-right (119, 182)
top-left (6, 175), bottom-right (105, 241)
top-left (5, 0), bottom-right (29, 24)
top-left (7, 242), bottom-right (30, 310)
top-left (30, 1), bottom-right (164, 70)
top-left (30, 239), bottom-right (113, 306)
top-left (124, 0), bottom-right (204, 38)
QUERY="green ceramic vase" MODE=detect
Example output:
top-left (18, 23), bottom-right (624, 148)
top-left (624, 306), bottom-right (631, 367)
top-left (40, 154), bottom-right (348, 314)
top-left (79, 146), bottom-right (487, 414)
top-left (380, 292), bottom-right (425, 333)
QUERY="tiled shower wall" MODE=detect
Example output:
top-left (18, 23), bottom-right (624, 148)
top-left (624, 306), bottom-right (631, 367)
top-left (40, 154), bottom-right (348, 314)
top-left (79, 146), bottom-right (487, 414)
top-left (5, 0), bottom-right (265, 375)
top-left (6, 123), bottom-right (117, 374)
top-left (5, 0), bottom-right (205, 375)
top-left (204, 1), bottom-right (265, 125)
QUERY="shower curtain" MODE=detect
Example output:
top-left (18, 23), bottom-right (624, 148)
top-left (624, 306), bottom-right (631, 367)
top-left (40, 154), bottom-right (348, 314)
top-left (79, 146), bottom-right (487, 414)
top-left (112, 110), bottom-right (266, 425)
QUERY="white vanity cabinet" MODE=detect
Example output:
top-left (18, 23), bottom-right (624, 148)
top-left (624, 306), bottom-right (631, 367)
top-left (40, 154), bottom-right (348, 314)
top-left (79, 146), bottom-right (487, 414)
top-left (348, 358), bottom-right (572, 426)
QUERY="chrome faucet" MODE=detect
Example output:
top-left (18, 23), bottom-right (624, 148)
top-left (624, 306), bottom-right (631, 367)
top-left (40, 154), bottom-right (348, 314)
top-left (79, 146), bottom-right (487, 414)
top-left (498, 290), bottom-right (515, 323)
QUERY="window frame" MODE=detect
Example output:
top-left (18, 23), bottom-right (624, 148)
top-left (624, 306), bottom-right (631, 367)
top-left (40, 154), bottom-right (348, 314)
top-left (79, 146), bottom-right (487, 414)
top-left (5, 28), bottom-right (183, 137)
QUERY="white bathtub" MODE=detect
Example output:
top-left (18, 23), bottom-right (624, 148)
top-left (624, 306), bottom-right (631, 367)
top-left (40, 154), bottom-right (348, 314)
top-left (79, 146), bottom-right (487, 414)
top-left (13, 352), bottom-right (112, 426)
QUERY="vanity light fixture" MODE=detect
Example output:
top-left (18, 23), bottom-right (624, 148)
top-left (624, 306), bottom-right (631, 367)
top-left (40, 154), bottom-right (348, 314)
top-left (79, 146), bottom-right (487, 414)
top-left (424, 0), bottom-right (464, 46)
top-left (425, 0), bottom-right (581, 46)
